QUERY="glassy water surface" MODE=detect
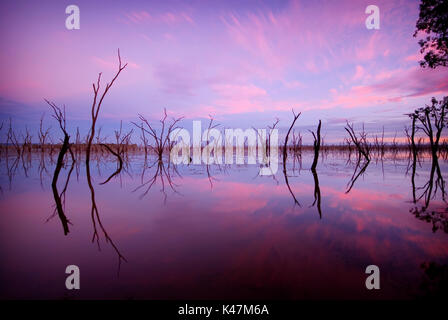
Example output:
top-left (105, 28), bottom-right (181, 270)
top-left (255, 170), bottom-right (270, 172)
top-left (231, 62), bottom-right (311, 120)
top-left (0, 151), bottom-right (447, 299)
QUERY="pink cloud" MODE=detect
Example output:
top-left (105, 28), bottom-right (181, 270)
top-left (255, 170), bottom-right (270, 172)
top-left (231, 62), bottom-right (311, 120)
top-left (355, 32), bottom-right (382, 61)
top-left (124, 11), bottom-right (152, 24)
top-left (283, 80), bottom-right (306, 89)
top-left (404, 53), bottom-right (422, 62)
top-left (352, 65), bottom-right (366, 81)
top-left (124, 10), bottom-right (194, 25)
top-left (308, 65), bottom-right (448, 110)
top-left (370, 66), bottom-right (448, 99)
top-left (211, 84), bottom-right (267, 99)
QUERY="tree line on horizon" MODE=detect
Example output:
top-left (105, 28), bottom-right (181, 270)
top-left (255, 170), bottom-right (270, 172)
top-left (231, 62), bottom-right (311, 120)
top-left (0, 0), bottom-right (446, 165)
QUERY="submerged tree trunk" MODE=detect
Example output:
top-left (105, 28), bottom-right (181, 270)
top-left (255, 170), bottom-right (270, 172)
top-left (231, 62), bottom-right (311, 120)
top-left (51, 123), bottom-right (71, 235)
top-left (311, 120), bottom-right (321, 171)
top-left (283, 110), bottom-right (301, 172)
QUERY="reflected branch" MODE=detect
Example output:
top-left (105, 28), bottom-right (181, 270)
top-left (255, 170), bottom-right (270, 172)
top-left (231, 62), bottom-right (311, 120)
top-left (415, 157), bottom-right (446, 207)
top-left (134, 159), bottom-right (180, 203)
top-left (311, 168), bottom-right (322, 218)
top-left (410, 153), bottom-right (447, 233)
top-left (99, 143), bottom-right (123, 185)
top-left (87, 165), bottom-right (127, 267)
top-left (411, 206), bottom-right (448, 234)
top-left (85, 49), bottom-right (128, 268)
top-left (309, 120), bottom-right (322, 218)
top-left (46, 99), bottom-right (74, 235)
top-left (282, 109), bottom-right (301, 206)
top-left (345, 157), bottom-right (370, 194)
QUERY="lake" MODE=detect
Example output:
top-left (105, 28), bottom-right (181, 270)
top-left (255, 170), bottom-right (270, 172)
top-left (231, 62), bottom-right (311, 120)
top-left (0, 150), bottom-right (447, 299)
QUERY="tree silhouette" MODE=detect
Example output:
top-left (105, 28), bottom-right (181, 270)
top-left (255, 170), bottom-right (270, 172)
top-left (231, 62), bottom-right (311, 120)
top-left (414, 0), bottom-right (448, 68)
top-left (409, 96), bottom-right (447, 159)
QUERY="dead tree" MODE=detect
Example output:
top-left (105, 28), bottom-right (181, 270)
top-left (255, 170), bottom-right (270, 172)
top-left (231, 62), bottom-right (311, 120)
top-left (254, 118), bottom-right (279, 169)
top-left (84, 49), bottom-right (127, 266)
top-left (291, 129), bottom-right (303, 172)
top-left (132, 109), bottom-right (184, 162)
top-left (310, 120), bottom-right (321, 171)
top-left (117, 122), bottom-right (133, 156)
top-left (283, 109), bottom-right (301, 206)
top-left (6, 118), bottom-right (21, 156)
top-left (38, 113), bottom-right (51, 153)
top-left (292, 129), bottom-right (302, 153)
top-left (204, 115), bottom-right (220, 188)
top-left (283, 110), bottom-right (301, 166)
top-left (307, 120), bottom-right (322, 218)
top-left (21, 127), bottom-right (32, 154)
top-left (113, 120), bottom-right (134, 156)
top-left (45, 99), bottom-right (74, 235)
top-left (86, 48), bottom-right (127, 169)
top-left (74, 127), bottom-right (81, 154)
top-left (405, 114), bottom-right (419, 203)
top-left (100, 121), bottom-right (133, 185)
top-left (344, 122), bottom-right (371, 193)
top-left (344, 121), bottom-right (370, 161)
top-left (139, 122), bottom-right (149, 158)
top-left (411, 96), bottom-right (447, 159)
top-left (391, 131), bottom-right (398, 154)
top-left (267, 118), bottom-right (279, 159)
top-left (373, 126), bottom-right (385, 157)
top-left (380, 126), bottom-right (385, 156)
top-left (20, 127), bottom-right (33, 177)
top-left (95, 126), bottom-right (104, 148)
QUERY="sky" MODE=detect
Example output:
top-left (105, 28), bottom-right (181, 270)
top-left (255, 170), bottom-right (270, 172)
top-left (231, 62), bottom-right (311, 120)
top-left (0, 0), bottom-right (447, 144)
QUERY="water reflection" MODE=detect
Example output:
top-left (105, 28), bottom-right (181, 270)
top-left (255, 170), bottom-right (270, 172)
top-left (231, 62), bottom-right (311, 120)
top-left (0, 148), bottom-right (447, 299)
top-left (310, 168), bottom-right (322, 219)
top-left (135, 157), bottom-right (181, 201)
top-left (417, 261), bottom-right (448, 299)
top-left (345, 156), bottom-right (370, 194)
top-left (47, 101), bottom-right (74, 236)
top-left (409, 155), bottom-right (447, 234)
top-left (49, 147), bottom-right (74, 235)
top-left (86, 148), bottom-right (127, 269)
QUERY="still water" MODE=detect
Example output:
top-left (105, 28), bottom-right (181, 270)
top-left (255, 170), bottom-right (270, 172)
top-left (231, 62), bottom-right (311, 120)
top-left (0, 150), bottom-right (447, 299)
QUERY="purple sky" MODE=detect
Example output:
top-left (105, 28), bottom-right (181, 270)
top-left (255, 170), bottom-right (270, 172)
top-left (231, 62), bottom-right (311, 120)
top-left (0, 0), bottom-right (447, 143)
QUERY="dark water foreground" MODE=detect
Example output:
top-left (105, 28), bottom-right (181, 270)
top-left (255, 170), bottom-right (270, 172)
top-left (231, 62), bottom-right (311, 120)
top-left (0, 150), bottom-right (447, 299)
